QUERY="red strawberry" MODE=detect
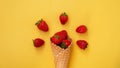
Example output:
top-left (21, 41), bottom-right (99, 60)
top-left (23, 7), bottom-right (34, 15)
top-left (59, 12), bottom-right (68, 25)
top-left (51, 30), bottom-right (68, 45)
top-left (55, 30), bottom-right (68, 40)
top-left (51, 35), bottom-right (62, 44)
top-left (76, 25), bottom-right (87, 33)
top-left (60, 43), bottom-right (67, 49)
top-left (35, 19), bottom-right (49, 32)
top-left (60, 39), bottom-right (71, 49)
top-left (63, 39), bottom-right (71, 47)
top-left (33, 38), bottom-right (44, 47)
top-left (76, 40), bottom-right (88, 49)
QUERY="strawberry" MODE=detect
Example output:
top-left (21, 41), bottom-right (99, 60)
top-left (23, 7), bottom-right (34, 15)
top-left (35, 19), bottom-right (49, 32)
top-left (60, 43), bottom-right (67, 49)
top-left (63, 39), bottom-right (71, 47)
top-left (59, 12), bottom-right (68, 25)
top-left (60, 39), bottom-right (71, 49)
top-left (51, 35), bottom-right (62, 44)
top-left (55, 30), bottom-right (68, 40)
top-left (51, 30), bottom-right (68, 44)
top-left (33, 38), bottom-right (44, 47)
top-left (76, 40), bottom-right (88, 49)
top-left (76, 25), bottom-right (87, 33)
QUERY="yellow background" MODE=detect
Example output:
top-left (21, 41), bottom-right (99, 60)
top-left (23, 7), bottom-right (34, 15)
top-left (0, 0), bottom-right (120, 68)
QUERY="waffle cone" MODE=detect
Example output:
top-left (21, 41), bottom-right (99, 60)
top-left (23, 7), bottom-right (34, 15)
top-left (51, 43), bottom-right (71, 68)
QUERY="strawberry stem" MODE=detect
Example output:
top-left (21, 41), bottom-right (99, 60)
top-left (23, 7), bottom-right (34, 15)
top-left (40, 19), bottom-right (43, 22)
top-left (32, 39), bottom-right (35, 45)
top-left (54, 35), bottom-right (60, 39)
top-left (63, 12), bottom-right (67, 16)
top-left (35, 19), bottom-right (43, 25)
top-left (60, 42), bottom-right (67, 49)
top-left (35, 20), bottom-right (41, 25)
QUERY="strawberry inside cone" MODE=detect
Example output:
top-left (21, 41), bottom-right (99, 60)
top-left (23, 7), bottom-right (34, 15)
top-left (51, 30), bottom-right (72, 49)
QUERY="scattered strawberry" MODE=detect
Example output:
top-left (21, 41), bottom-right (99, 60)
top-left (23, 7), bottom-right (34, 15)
top-left (35, 19), bottom-right (49, 32)
top-left (59, 12), bottom-right (68, 25)
top-left (33, 38), bottom-right (44, 47)
top-left (76, 40), bottom-right (88, 49)
top-left (76, 25), bottom-right (87, 33)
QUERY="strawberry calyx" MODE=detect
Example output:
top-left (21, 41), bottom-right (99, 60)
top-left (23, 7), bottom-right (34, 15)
top-left (35, 19), bottom-right (43, 25)
top-left (62, 12), bottom-right (67, 16)
top-left (60, 39), bottom-right (71, 49)
top-left (60, 42), bottom-right (67, 49)
top-left (54, 35), bottom-right (60, 39)
top-left (32, 39), bottom-right (35, 44)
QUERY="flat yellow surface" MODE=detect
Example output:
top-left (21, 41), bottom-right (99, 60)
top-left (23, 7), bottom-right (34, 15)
top-left (0, 0), bottom-right (120, 68)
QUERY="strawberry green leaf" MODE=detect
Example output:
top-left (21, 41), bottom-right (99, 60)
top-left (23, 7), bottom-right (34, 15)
top-left (35, 19), bottom-right (43, 25)
top-left (35, 20), bottom-right (41, 25)
top-left (54, 35), bottom-right (60, 39)
top-left (60, 42), bottom-right (67, 49)
top-left (63, 12), bottom-right (67, 16)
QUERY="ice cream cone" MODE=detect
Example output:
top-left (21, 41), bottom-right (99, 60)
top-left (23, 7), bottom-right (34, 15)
top-left (51, 43), bottom-right (71, 68)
